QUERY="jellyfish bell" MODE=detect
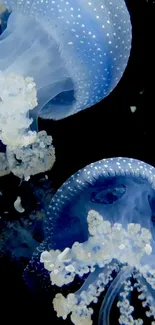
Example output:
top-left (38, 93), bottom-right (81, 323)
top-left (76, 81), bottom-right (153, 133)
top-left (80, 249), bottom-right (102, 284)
top-left (0, 0), bottom-right (131, 146)
top-left (42, 158), bottom-right (155, 250)
top-left (25, 157), bottom-right (155, 324)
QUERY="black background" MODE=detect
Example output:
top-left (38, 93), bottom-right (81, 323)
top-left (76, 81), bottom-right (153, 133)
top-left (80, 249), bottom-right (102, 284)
top-left (0, 0), bottom-right (151, 324)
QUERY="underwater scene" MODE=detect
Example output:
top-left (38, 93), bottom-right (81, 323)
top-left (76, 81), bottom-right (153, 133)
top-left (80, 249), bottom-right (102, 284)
top-left (0, 0), bottom-right (151, 324)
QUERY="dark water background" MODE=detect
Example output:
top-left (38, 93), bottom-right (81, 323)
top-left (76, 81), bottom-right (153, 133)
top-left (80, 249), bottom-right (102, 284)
top-left (0, 0), bottom-right (151, 324)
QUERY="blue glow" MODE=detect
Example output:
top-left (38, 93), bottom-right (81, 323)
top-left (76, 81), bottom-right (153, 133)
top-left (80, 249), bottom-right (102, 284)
top-left (1, 0), bottom-right (131, 126)
top-left (24, 158), bottom-right (155, 323)
top-left (43, 157), bottom-right (155, 253)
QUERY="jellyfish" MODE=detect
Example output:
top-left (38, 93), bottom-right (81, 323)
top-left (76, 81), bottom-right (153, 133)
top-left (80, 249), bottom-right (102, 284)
top-left (0, 0), bottom-right (131, 147)
top-left (25, 157), bottom-right (155, 324)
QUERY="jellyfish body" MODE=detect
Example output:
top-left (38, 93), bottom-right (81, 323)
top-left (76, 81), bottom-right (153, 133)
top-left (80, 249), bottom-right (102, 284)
top-left (0, 0), bottom-right (131, 144)
top-left (25, 157), bottom-right (155, 324)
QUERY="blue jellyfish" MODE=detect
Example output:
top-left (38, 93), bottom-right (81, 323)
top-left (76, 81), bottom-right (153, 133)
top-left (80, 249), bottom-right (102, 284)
top-left (25, 157), bottom-right (155, 324)
top-left (0, 0), bottom-right (131, 139)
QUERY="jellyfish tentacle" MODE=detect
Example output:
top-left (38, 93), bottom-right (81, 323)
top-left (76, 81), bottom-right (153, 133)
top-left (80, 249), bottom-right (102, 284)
top-left (117, 277), bottom-right (136, 325)
top-left (98, 266), bottom-right (133, 325)
top-left (52, 261), bottom-right (120, 325)
top-left (134, 271), bottom-right (155, 320)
